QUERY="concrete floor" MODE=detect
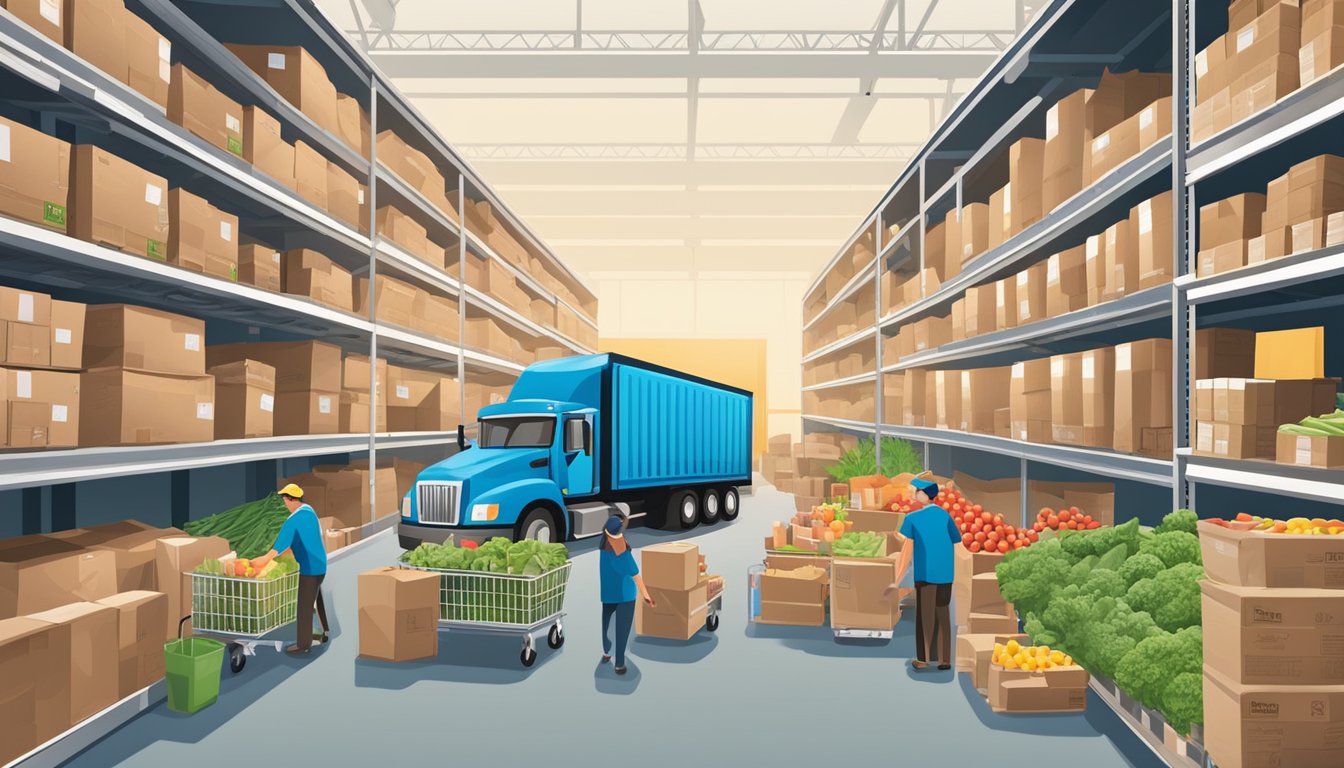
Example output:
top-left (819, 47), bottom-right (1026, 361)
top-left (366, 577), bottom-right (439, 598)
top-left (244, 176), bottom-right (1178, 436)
top-left (68, 483), bottom-right (1165, 768)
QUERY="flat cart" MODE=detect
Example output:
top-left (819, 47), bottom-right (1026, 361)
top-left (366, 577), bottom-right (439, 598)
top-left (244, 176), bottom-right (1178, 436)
top-left (403, 561), bottom-right (572, 667)
top-left (186, 569), bottom-right (311, 673)
top-left (702, 576), bottom-right (725, 632)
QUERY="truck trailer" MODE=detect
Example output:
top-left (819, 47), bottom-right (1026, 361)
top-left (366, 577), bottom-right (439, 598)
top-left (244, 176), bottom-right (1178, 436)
top-left (398, 353), bottom-right (753, 547)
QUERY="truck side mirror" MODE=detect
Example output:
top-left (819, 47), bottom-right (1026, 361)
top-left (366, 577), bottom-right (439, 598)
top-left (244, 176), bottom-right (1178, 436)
top-left (582, 419), bottom-right (592, 456)
top-left (457, 423), bottom-right (466, 450)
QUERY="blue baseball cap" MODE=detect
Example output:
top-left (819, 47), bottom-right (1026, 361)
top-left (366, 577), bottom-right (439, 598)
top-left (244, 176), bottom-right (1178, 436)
top-left (604, 516), bottom-right (625, 536)
top-left (911, 478), bottom-right (939, 498)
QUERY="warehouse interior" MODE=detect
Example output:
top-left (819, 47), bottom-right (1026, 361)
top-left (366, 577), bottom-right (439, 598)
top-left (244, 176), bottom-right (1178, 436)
top-left (3, 0), bottom-right (1343, 766)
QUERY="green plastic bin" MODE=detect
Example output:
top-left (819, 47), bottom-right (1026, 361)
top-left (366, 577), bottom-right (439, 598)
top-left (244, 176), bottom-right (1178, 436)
top-left (164, 637), bottom-right (225, 714)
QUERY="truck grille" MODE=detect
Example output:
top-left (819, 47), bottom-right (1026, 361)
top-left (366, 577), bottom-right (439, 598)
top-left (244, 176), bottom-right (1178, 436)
top-left (417, 482), bottom-right (462, 525)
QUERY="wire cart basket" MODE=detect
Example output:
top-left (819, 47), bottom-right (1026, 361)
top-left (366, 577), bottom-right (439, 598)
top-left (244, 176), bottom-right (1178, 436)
top-left (187, 570), bottom-right (308, 673)
top-left (402, 561), bottom-right (572, 667)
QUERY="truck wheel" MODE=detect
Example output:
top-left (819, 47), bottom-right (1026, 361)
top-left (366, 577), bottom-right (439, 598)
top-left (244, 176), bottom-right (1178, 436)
top-left (722, 488), bottom-right (740, 521)
top-left (517, 506), bottom-right (558, 543)
top-left (669, 490), bottom-right (700, 529)
top-left (700, 489), bottom-right (722, 525)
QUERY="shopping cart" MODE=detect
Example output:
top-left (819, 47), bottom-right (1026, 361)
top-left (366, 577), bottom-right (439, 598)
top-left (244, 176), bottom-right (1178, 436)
top-left (402, 561), bottom-right (572, 667)
top-left (185, 569), bottom-right (313, 674)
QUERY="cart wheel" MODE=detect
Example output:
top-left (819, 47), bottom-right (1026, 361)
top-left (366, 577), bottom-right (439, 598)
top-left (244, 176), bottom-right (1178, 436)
top-left (706, 613), bottom-right (720, 632)
top-left (229, 644), bottom-right (246, 674)
top-left (521, 647), bottom-right (538, 667)
top-left (547, 624), bottom-right (565, 649)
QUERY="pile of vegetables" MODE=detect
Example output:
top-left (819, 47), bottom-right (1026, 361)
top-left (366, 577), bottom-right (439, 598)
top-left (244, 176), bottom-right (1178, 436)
top-left (1278, 408), bottom-right (1344, 437)
top-left (402, 537), bottom-right (569, 575)
top-left (832, 531), bottom-right (886, 558)
top-left (1033, 506), bottom-right (1103, 533)
top-left (401, 538), bottom-right (571, 623)
top-left (825, 437), bottom-right (923, 483)
top-left (995, 509), bottom-right (1205, 736)
top-left (185, 494), bottom-right (289, 559)
top-left (1205, 511), bottom-right (1344, 535)
top-left (934, 486), bottom-right (1039, 553)
top-left (196, 554), bottom-right (299, 581)
top-left (993, 638), bottom-right (1076, 671)
top-left (790, 505), bottom-right (852, 540)
top-left (192, 554), bottom-right (300, 634)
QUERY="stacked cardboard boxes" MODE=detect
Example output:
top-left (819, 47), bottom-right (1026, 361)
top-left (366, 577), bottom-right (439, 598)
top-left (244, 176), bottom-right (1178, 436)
top-left (70, 144), bottom-right (169, 262)
top-left (358, 566), bottom-right (439, 662)
top-left (830, 553), bottom-right (902, 632)
top-left (168, 64), bottom-right (243, 158)
top-left (1194, 377), bottom-right (1336, 460)
top-left (167, 189), bottom-right (238, 280)
top-left (0, 115), bottom-right (70, 236)
top-left (387, 365), bottom-right (460, 432)
top-left (205, 340), bottom-right (341, 436)
top-left (243, 106), bottom-right (296, 191)
top-left (208, 360), bottom-right (275, 439)
top-left (225, 43), bottom-right (341, 141)
top-left (1194, 0), bottom-right (1307, 142)
top-left (285, 463), bottom-right (397, 528)
top-left (1197, 192), bottom-right (1267, 276)
top-left (282, 249), bottom-right (355, 312)
top-left (239, 243), bottom-right (282, 292)
top-left (377, 204), bottom-right (439, 267)
top-left (759, 433), bottom-right (794, 488)
top-left (756, 564), bottom-right (827, 626)
top-left (803, 381), bottom-right (876, 423)
top-left (1114, 339), bottom-right (1174, 457)
top-left (1084, 70), bottom-right (1172, 185)
top-left (1252, 154), bottom-right (1344, 264)
top-left (374, 131), bottom-right (456, 221)
top-left (1011, 358), bottom-right (1052, 444)
top-left (988, 658), bottom-right (1090, 713)
top-left (637, 542), bottom-right (712, 640)
top-left (1199, 518), bottom-right (1344, 768)
top-left (339, 353), bottom-right (389, 433)
top-left (1051, 347), bottom-right (1115, 449)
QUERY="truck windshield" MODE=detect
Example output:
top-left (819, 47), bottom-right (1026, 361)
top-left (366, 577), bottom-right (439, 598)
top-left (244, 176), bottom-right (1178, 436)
top-left (478, 417), bottom-right (556, 448)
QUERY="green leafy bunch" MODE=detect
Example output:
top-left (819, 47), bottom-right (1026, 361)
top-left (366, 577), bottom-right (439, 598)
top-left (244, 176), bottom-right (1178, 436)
top-left (825, 437), bottom-right (923, 483)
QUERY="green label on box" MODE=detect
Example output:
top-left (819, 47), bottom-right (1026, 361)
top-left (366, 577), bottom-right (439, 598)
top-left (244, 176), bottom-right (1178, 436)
top-left (43, 201), bottom-right (66, 228)
top-left (229, 264), bottom-right (238, 282)
top-left (227, 136), bottom-right (243, 156)
top-left (147, 239), bottom-right (164, 260)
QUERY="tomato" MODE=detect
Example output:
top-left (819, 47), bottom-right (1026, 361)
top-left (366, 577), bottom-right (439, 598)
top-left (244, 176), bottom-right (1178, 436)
top-left (959, 523), bottom-right (968, 533)
top-left (1026, 530), bottom-right (1039, 542)
top-left (1039, 507), bottom-right (1052, 519)
top-left (1069, 506), bottom-right (1081, 516)
top-left (1006, 533), bottom-right (1017, 543)
top-left (1032, 522), bottom-right (1043, 532)
top-left (968, 541), bottom-right (982, 553)
top-left (987, 532), bottom-right (999, 543)
top-left (974, 531), bottom-right (987, 543)
top-left (1047, 515), bottom-right (1059, 528)
top-left (1087, 521), bottom-right (1102, 529)
top-left (1013, 539), bottom-right (1025, 549)
top-left (981, 511), bottom-right (993, 524)
top-left (997, 540), bottom-right (1010, 553)
top-left (971, 504), bottom-right (983, 514)
top-left (962, 533), bottom-right (973, 545)
top-left (1082, 515), bottom-right (1093, 525)
top-left (1059, 510), bottom-right (1072, 523)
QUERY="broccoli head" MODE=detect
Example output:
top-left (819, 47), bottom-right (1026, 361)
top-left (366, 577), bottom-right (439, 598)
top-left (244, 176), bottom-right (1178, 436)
top-left (1155, 509), bottom-right (1199, 535)
top-left (1116, 631), bottom-right (1184, 709)
top-left (1110, 605), bottom-right (1162, 644)
top-left (1023, 613), bottom-right (1060, 648)
top-left (1160, 672), bottom-right (1204, 737)
top-left (1126, 562), bottom-right (1203, 632)
top-left (1139, 530), bottom-right (1202, 568)
top-left (1118, 553), bottom-right (1166, 586)
top-left (996, 540), bottom-right (1074, 618)
top-left (1081, 568), bottom-right (1127, 599)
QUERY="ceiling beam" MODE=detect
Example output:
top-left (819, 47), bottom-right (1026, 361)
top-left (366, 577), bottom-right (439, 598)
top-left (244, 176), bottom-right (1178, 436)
top-left (529, 215), bottom-right (856, 241)
top-left (485, 188), bottom-right (884, 217)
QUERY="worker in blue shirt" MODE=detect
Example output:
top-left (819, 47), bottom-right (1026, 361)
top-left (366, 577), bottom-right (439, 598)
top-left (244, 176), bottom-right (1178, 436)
top-left (252, 484), bottom-right (330, 655)
top-left (598, 515), bottom-right (654, 675)
top-left (888, 478), bottom-right (960, 672)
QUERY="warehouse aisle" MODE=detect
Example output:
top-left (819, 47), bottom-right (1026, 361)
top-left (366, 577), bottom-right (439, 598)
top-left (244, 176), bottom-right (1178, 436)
top-left (67, 486), bottom-right (1164, 768)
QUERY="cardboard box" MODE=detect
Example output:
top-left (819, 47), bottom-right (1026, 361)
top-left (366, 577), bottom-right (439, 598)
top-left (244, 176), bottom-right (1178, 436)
top-left (47, 299), bottom-right (83, 371)
top-left (638, 576), bottom-right (710, 640)
top-left (1051, 353), bottom-right (1083, 446)
top-left (377, 205), bottom-right (434, 265)
top-left (1087, 113), bottom-right (1140, 184)
top-left (65, 0), bottom-right (126, 85)
top-left (239, 244), bottom-right (282, 292)
top-left (6, 369), bottom-right (79, 447)
top-left (1231, 0), bottom-right (1302, 66)
top-left (225, 44), bottom-right (340, 136)
top-left (168, 188), bottom-right (238, 280)
top-left (0, 616), bottom-right (70, 763)
top-left (119, 13), bottom-right (170, 109)
top-left (358, 567), bottom-right (439, 662)
top-left (1202, 194), bottom-right (1269, 254)
top-left (281, 248), bottom-right (354, 312)
top-left (1008, 138), bottom-right (1045, 233)
top-left (963, 284), bottom-right (998, 337)
top-left (1202, 664), bottom-right (1344, 768)
top-left (0, 287), bottom-right (50, 331)
top-left (989, 666), bottom-right (1089, 713)
top-left (1303, 0), bottom-right (1344, 41)
top-left (84, 304), bottom-right (204, 376)
top-left (59, 521), bottom-right (184, 593)
top-left (409, 292), bottom-right (458, 339)
top-left (641, 542), bottom-right (699, 591)
top-left (1010, 358), bottom-right (1052, 444)
top-left (830, 556), bottom-right (901, 631)
top-left (243, 106), bottom-right (295, 190)
top-left (4, 0), bottom-right (63, 44)
top-left (1044, 88), bottom-right (1090, 212)
top-left (292, 140), bottom-right (327, 210)
top-left (1046, 247), bottom-right (1088, 317)
top-left (1086, 68), bottom-right (1172, 138)
top-left (1301, 25), bottom-right (1344, 85)
top-left (206, 340), bottom-right (342, 393)
top-left (988, 187), bottom-right (1008, 250)
top-left (1113, 339), bottom-right (1172, 455)
top-left (352, 275), bottom-right (416, 329)
top-left (759, 566), bottom-right (827, 605)
top-left (1202, 580), bottom-right (1344, 685)
top-left (335, 94), bottom-right (370, 158)
top-left (324, 161), bottom-right (360, 228)
top-left (1197, 35), bottom-right (1231, 100)
top-left (168, 64), bottom-right (243, 158)
top-left (959, 202), bottom-right (990, 263)
top-left (1232, 53), bottom-right (1300, 125)
top-left (1015, 262), bottom-right (1048, 325)
top-left (1196, 327), bottom-right (1257, 379)
top-left (1104, 217), bottom-right (1139, 299)
top-left (289, 465), bottom-right (397, 526)
top-left (933, 369), bottom-right (962, 430)
top-left (1132, 192), bottom-right (1174, 288)
top-left (341, 354), bottom-right (389, 397)
top-left (1198, 519), bottom-right (1344, 588)
top-left (0, 536), bottom-right (117, 618)
top-left (954, 572), bottom-right (1010, 626)
top-left (70, 145), bottom-right (169, 260)
top-left (756, 600), bottom-right (825, 626)
top-left (967, 610), bottom-right (1020, 634)
top-left (1083, 233), bottom-right (1108, 305)
top-left (95, 591), bottom-right (168, 698)
top-left (960, 367), bottom-right (1011, 434)
top-left (1255, 326), bottom-right (1325, 378)
top-left (80, 368), bottom-right (215, 446)
top-left (996, 276), bottom-right (1018, 330)
top-left (1137, 96), bottom-right (1173, 151)
top-left (29, 601), bottom-right (118, 725)
top-left (0, 115), bottom-right (70, 233)
top-left (1211, 378), bottom-right (1277, 424)
top-left (1209, 422), bottom-right (1278, 459)
top-left (1277, 431), bottom-right (1344, 468)
top-left (3, 321), bottom-right (48, 369)
top-left (154, 535), bottom-right (232, 638)
top-left (1286, 154), bottom-right (1344, 225)
top-left (209, 359), bottom-right (275, 439)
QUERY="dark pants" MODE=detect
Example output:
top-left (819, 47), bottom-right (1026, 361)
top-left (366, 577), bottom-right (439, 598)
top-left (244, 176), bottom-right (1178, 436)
top-left (601, 601), bottom-right (635, 667)
top-left (296, 574), bottom-right (330, 651)
top-left (914, 581), bottom-right (953, 665)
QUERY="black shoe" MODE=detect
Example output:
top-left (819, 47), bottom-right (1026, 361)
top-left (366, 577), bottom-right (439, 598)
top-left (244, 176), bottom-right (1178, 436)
top-left (938, 663), bottom-right (952, 671)
top-left (315, 633), bottom-right (329, 645)
top-left (615, 665), bottom-right (627, 675)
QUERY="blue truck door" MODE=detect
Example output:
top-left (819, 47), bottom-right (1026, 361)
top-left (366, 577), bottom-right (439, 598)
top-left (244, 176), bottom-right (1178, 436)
top-left (562, 413), bottom-right (595, 497)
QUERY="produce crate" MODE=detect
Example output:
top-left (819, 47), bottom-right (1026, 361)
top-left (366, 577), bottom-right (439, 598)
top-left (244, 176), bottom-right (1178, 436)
top-left (405, 562), bottom-right (571, 627)
top-left (190, 571), bottom-right (299, 636)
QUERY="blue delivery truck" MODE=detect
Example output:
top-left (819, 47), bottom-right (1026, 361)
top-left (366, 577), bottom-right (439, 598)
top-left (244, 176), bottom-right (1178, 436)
top-left (398, 353), bottom-right (753, 547)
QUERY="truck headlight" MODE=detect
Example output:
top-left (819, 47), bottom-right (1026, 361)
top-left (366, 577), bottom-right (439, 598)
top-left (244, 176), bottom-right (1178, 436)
top-left (401, 495), bottom-right (411, 518)
top-left (470, 504), bottom-right (499, 522)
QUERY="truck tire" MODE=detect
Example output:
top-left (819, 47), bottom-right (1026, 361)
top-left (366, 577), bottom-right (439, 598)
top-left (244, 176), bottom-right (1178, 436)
top-left (669, 490), bottom-right (700, 530)
top-left (722, 487), bottom-right (740, 521)
top-left (700, 489), bottom-right (722, 525)
top-left (517, 506), bottom-right (559, 543)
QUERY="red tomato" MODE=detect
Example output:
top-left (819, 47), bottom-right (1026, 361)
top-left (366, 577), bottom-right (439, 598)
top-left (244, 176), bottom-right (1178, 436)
top-left (971, 504), bottom-right (983, 514)
top-left (986, 532), bottom-right (999, 543)
top-left (962, 533), bottom-right (973, 545)
top-left (1087, 521), bottom-right (1102, 529)
top-left (1069, 506), bottom-right (1080, 515)
top-left (968, 541), bottom-right (982, 553)
top-left (1006, 534), bottom-right (1017, 543)
top-left (980, 511), bottom-right (993, 524)
top-left (1026, 530), bottom-right (1039, 542)
top-left (959, 523), bottom-right (968, 533)
top-left (997, 540), bottom-right (1010, 553)
top-left (1059, 510), bottom-right (1072, 523)
top-left (974, 531), bottom-right (987, 543)
top-left (1013, 540), bottom-right (1025, 549)
top-left (1083, 515), bottom-right (1093, 525)
top-left (1047, 515), bottom-right (1060, 528)
top-left (1032, 522), bottom-right (1043, 532)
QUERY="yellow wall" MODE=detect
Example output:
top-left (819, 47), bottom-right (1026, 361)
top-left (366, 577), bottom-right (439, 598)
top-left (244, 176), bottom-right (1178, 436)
top-left (599, 338), bottom-right (770, 456)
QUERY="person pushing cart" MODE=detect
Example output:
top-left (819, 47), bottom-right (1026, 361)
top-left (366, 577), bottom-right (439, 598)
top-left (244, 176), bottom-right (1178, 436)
top-left (251, 483), bottom-right (330, 655)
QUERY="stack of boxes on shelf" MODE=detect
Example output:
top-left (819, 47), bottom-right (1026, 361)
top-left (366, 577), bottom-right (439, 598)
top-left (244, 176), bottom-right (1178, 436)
top-left (803, 382), bottom-right (876, 423)
top-left (804, 339), bottom-right (876, 387)
top-left (1199, 519), bottom-right (1344, 768)
top-left (0, 287), bottom-right (83, 448)
top-left (758, 434), bottom-right (794, 489)
top-left (767, 432), bottom-right (857, 511)
top-left (1191, 326), bottom-right (1340, 465)
top-left (803, 236), bottom-right (876, 353)
top-left (636, 542), bottom-right (718, 640)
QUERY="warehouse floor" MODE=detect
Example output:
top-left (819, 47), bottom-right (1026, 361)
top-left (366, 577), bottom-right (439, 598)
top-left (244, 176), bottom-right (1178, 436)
top-left (68, 484), bottom-right (1164, 768)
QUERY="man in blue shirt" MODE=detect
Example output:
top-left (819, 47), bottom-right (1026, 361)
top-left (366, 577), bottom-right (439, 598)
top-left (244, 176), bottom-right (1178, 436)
top-left (891, 479), bottom-right (960, 672)
top-left (252, 484), bottom-right (329, 655)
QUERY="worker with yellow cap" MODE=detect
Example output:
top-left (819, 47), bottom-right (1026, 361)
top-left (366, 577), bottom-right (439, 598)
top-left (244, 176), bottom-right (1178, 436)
top-left (252, 483), bottom-right (329, 654)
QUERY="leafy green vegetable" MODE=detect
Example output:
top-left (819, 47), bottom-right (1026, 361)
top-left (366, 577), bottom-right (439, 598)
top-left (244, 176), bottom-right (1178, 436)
top-left (824, 437), bottom-right (922, 483)
top-left (832, 531), bottom-right (886, 558)
top-left (185, 494), bottom-right (290, 559)
top-left (1139, 531), bottom-right (1202, 568)
top-left (1118, 553), bottom-right (1165, 587)
top-left (1154, 509), bottom-right (1198, 535)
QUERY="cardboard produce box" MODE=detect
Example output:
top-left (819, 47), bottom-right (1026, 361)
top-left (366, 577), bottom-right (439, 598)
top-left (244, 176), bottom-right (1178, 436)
top-left (243, 106), bottom-right (296, 190)
top-left (830, 556), bottom-right (901, 631)
top-left (168, 188), bottom-right (238, 280)
top-left (168, 64), bottom-right (243, 157)
top-left (1196, 327), bottom-right (1256, 378)
top-left (988, 664), bottom-right (1089, 713)
top-left (54, 520), bottom-right (184, 593)
top-left (759, 566), bottom-right (826, 604)
top-left (1198, 520), bottom-right (1344, 589)
top-left (0, 616), bottom-right (71, 764)
top-left (846, 508), bottom-right (906, 534)
top-left (30, 601), bottom-right (119, 725)
top-left (70, 145), bottom-right (169, 260)
top-left (80, 368), bottom-right (215, 445)
top-left (5, 369), bottom-right (79, 447)
top-left (959, 633), bottom-right (1031, 691)
top-left (282, 249), bottom-right (354, 312)
top-left (358, 567), bottom-right (438, 662)
top-left (954, 546), bottom-right (1005, 586)
top-left (1202, 664), bottom-right (1344, 768)
top-left (0, 115), bottom-right (70, 233)
top-left (638, 576), bottom-right (709, 640)
top-left (1202, 580), bottom-right (1344, 685)
top-left (225, 44), bottom-right (340, 136)
top-left (209, 359), bottom-right (276, 439)
top-left (955, 572), bottom-right (1011, 627)
top-left (1114, 339), bottom-right (1172, 456)
top-left (968, 609), bottom-right (1020, 635)
top-left (757, 600), bottom-right (825, 626)
top-left (641, 542), bottom-right (700, 591)
top-left (239, 244), bottom-right (282, 291)
top-left (1277, 431), bottom-right (1344, 468)
top-left (0, 536), bottom-right (117, 619)
top-left (96, 591), bottom-right (168, 698)
top-left (153, 536), bottom-right (230, 638)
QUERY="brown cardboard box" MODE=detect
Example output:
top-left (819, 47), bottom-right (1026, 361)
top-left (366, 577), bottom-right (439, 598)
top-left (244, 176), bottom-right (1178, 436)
top-left (988, 187), bottom-right (1007, 250)
top-left (239, 244), bottom-right (282, 292)
top-left (168, 188), bottom-right (238, 280)
top-left (1202, 664), bottom-right (1344, 768)
top-left (960, 202), bottom-right (990, 263)
top-left (1043, 88), bottom-right (1090, 212)
top-left (967, 610), bottom-right (1020, 635)
top-left (167, 64), bottom-right (243, 158)
top-left (1087, 113), bottom-right (1140, 184)
top-left (989, 667), bottom-right (1089, 713)
top-left (225, 44), bottom-right (340, 136)
top-left (1264, 170), bottom-right (1291, 231)
top-left (901, 367), bottom-right (927, 426)
top-left (1011, 358), bottom-right (1052, 444)
top-left (206, 340), bottom-right (341, 393)
top-left (209, 359), bottom-right (275, 439)
top-left (4, 321), bottom-right (49, 369)
top-left (326, 161), bottom-right (360, 228)
top-left (70, 145), bottom-right (169, 261)
top-left (153, 535), bottom-right (230, 638)
top-left (80, 368), bottom-right (215, 445)
top-left (954, 572), bottom-right (1010, 627)
top-left (1303, 0), bottom-right (1344, 40)
top-left (1291, 216), bottom-right (1327, 253)
top-left (1202, 193), bottom-right (1268, 249)
top-left (1015, 262), bottom-right (1048, 325)
top-left (348, 457), bottom-right (427, 502)
top-left (958, 633), bottom-right (1030, 690)
top-left (830, 556), bottom-right (901, 631)
top-left (1008, 138), bottom-right (1046, 233)
top-left (0, 115), bottom-right (70, 233)
top-left (0, 286), bottom-right (50, 328)
top-left (995, 276), bottom-right (1018, 329)
top-left (1137, 96), bottom-right (1173, 151)
top-left (0, 616), bottom-right (70, 764)
top-left (282, 248), bottom-right (354, 312)
top-left (1196, 327), bottom-right (1257, 378)
top-left (243, 106), bottom-right (295, 190)
top-left (335, 94), bottom-right (370, 158)
top-left (1286, 154), bottom-right (1344, 225)
top-left (1113, 339), bottom-right (1172, 455)
top-left (270, 390), bottom-right (337, 435)
top-left (341, 354), bottom-right (389, 396)
top-left (961, 367), bottom-right (1011, 434)
top-left (0, 536), bottom-right (117, 618)
top-left (1202, 580), bottom-right (1344, 685)
top-left (1277, 431), bottom-right (1344, 468)
top-left (1198, 519), bottom-right (1344, 588)
top-left (933, 369), bottom-right (961, 430)
top-left (95, 591), bottom-right (168, 698)
top-left (1197, 35), bottom-right (1231, 100)
top-left (352, 275), bottom-right (417, 329)
top-left (84, 304), bottom-right (204, 375)
top-left (638, 577), bottom-right (710, 640)
top-left (338, 390), bottom-right (387, 433)
top-left (1085, 68), bottom-right (1172, 138)
top-left (1132, 192), bottom-right (1174, 288)
top-left (50, 300), bottom-right (85, 370)
top-left (756, 600), bottom-right (825, 626)
top-left (377, 205), bottom-right (434, 265)
top-left (122, 8), bottom-right (168, 108)
top-left (1301, 26), bottom-right (1344, 85)
top-left (1213, 422), bottom-right (1278, 459)
top-left (1212, 378), bottom-right (1277, 424)
top-left (291, 465), bottom-right (397, 525)
top-left (65, 0), bottom-right (126, 85)
top-left (1045, 247), bottom-right (1088, 317)
top-left (925, 220), bottom-right (947, 282)
top-left (1197, 239), bottom-right (1247, 276)
top-left (30, 601), bottom-right (118, 725)
top-left (1192, 86), bottom-right (1233, 142)
top-left (7, 369), bottom-right (79, 447)
top-left (60, 521), bottom-right (184, 593)
top-left (758, 566), bottom-right (826, 604)
top-left (410, 292), bottom-right (458, 339)
top-left (1231, 0), bottom-right (1301, 67)
top-left (4, 0), bottom-right (63, 44)
top-left (5, 397), bottom-right (48, 447)
top-left (358, 567), bottom-right (439, 662)
top-left (641, 542), bottom-right (699, 591)
top-left (1084, 233), bottom-right (1107, 305)
top-left (1079, 347), bottom-right (1115, 448)
top-left (1231, 55), bottom-right (1299, 126)
top-left (1051, 352), bottom-right (1084, 446)
top-left (963, 284), bottom-right (997, 338)
top-left (293, 140), bottom-right (327, 209)
top-left (1195, 379), bottom-right (1215, 422)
